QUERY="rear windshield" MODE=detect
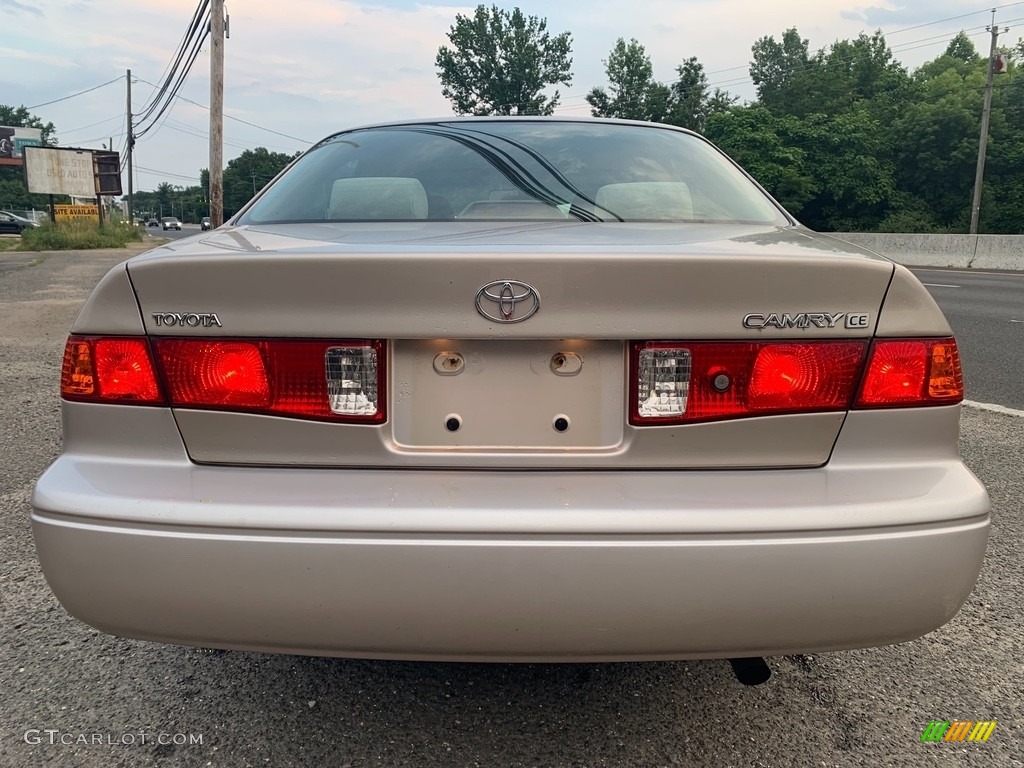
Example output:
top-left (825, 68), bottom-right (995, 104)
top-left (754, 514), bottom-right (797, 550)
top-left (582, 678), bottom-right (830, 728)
top-left (237, 121), bottom-right (787, 225)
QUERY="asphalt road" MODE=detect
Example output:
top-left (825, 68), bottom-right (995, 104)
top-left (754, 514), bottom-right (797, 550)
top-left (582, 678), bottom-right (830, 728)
top-left (143, 224), bottom-right (204, 242)
top-left (911, 268), bottom-right (1024, 410)
top-left (0, 249), bottom-right (1021, 767)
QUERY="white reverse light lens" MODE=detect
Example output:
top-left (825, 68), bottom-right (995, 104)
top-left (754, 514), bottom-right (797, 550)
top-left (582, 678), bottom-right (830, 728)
top-left (325, 346), bottom-right (379, 416)
top-left (636, 348), bottom-right (691, 418)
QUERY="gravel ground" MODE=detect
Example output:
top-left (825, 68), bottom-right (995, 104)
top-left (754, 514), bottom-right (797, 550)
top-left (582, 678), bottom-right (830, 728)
top-left (0, 248), bottom-right (1020, 767)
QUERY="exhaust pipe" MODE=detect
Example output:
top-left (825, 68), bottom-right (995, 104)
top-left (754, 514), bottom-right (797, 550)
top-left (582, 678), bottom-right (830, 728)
top-left (729, 657), bottom-right (771, 686)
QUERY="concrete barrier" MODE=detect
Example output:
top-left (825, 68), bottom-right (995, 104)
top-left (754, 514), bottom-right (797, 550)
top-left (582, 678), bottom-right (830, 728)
top-left (825, 233), bottom-right (1024, 271)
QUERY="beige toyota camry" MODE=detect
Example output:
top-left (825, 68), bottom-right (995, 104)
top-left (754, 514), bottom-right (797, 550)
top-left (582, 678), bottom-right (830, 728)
top-left (31, 118), bottom-right (989, 683)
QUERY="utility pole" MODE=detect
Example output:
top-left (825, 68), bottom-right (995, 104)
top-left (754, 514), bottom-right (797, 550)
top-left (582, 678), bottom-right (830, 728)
top-left (210, 0), bottom-right (225, 227)
top-left (126, 69), bottom-right (134, 224)
top-left (969, 11), bottom-right (1007, 235)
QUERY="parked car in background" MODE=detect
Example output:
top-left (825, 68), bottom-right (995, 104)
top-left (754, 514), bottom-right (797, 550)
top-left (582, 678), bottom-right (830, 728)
top-left (7, 209), bottom-right (48, 225)
top-left (31, 118), bottom-right (989, 683)
top-left (161, 217), bottom-right (182, 231)
top-left (201, 216), bottom-right (212, 231)
top-left (0, 210), bottom-right (40, 234)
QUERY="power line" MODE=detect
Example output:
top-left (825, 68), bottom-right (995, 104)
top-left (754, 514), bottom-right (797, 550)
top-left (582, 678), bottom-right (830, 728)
top-left (155, 116), bottom-right (299, 153)
top-left (134, 77), bottom-right (313, 143)
top-left (703, 21), bottom-right (1013, 93)
top-left (135, 0), bottom-right (211, 123)
top-left (26, 77), bottom-right (123, 110)
top-left (138, 0), bottom-right (211, 117)
top-left (882, 1), bottom-right (1024, 36)
top-left (75, 130), bottom-right (126, 147)
top-left (136, 17), bottom-right (210, 133)
top-left (61, 115), bottom-right (124, 135)
top-left (135, 10), bottom-right (212, 137)
top-left (143, 118), bottom-right (268, 154)
top-left (134, 164), bottom-right (203, 182)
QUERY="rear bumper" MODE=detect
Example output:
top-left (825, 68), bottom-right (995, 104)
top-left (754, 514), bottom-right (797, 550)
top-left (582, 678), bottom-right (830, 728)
top-left (32, 450), bottom-right (990, 661)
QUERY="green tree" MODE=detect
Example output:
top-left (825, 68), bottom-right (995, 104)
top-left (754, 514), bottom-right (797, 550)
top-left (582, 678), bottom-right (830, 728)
top-left (749, 28), bottom-right (813, 115)
top-left (787, 109), bottom-right (897, 230)
top-left (704, 107), bottom-right (816, 214)
top-left (436, 5), bottom-right (573, 115)
top-left (943, 32), bottom-right (980, 63)
top-left (664, 57), bottom-right (736, 132)
top-left (154, 182), bottom-right (176, 216)
top-left (814, 31), bottom-right (914, 122)
top-left (892, 58), bottom-right (987, 228)
top-left (586, 44), bottom-right (734, 131)
top-left (213, 147), bottom-right (297, 217)
top-left (586, 38), bottom-right (664, 121)
top-left (751, 29), bottom-right (912, 121)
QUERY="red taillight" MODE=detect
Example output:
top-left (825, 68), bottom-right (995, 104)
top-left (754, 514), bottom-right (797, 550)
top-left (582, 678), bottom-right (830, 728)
top-left (856, 338), bottom-right (963, 407)
top-left (630, 341), bottom-right (867, 425)
top-left (630, 337), bottom-right (964, 425)
top-left (748, 343), bottom-right (864, 411)
top-left (153, 338), bottom-right (386, 423)
top-left (60, 335), bottom-right (386, 422)
top-left (157, 341), bottom-right (270, 407)
top-left (61, 336), bottom-right (162, 403)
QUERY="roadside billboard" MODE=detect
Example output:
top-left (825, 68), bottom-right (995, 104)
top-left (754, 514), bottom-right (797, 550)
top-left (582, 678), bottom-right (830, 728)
top-left (94, 151), bottom-right (123, 195)
top-left (0, 126), bottom-right (43, 166)
top-left (23, 147), bottom-right (98, 197)
top-left (54, 204), bottom-right (99, 223)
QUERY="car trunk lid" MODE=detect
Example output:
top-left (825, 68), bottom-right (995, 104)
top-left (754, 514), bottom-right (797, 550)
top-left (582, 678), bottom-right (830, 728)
top-left (126, 223), bottom-right (895, 469)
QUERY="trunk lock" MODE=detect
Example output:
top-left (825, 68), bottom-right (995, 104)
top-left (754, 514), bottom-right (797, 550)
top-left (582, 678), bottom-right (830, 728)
top-left (712, 372), bottom-right (732, 392)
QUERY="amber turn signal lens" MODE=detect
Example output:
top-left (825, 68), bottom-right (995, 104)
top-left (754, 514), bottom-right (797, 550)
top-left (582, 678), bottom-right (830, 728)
top-left (60, 336), bottom-right (163, 404)
top-left (61, 339), bottom-right (96, 397)
top-left (856, 338), bottom-right (963, 407)
top-left (928, 342), bottom-right (964, 400)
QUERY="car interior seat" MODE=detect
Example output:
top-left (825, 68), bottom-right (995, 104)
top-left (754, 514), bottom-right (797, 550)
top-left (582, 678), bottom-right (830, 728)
top-left (328, 177), bottom-right (428, 220)
top-left (594, 181), bottom-right (693, 221)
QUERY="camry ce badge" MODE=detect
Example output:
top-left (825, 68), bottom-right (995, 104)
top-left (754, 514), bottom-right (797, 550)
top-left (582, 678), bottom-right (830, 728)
top-left (475, 280), bottom-right (541, 323)
top-left (152, 312), bottom-right (223, 328)
top-left (742, 312), bottom-right (870, 330)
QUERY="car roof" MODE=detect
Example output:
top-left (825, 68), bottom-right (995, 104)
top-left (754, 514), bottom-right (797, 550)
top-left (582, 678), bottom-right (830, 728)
top-left (311, 115), bottom-right (701, 150)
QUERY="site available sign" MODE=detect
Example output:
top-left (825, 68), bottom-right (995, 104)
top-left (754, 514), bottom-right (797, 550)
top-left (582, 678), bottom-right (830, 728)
top-left (54, 204), bottom-right (99, 223)
top-left (0, 126), bottom-right (43, 165)
top-left (23, 147), bottom-right (97, 197)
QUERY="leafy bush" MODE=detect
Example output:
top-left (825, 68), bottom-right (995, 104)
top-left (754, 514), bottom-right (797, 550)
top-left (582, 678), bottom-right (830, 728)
top-left (18, 221), bottom-right (144, 251)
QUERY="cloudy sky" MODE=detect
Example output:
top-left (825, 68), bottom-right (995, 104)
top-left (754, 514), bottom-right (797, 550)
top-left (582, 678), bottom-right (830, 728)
top-left (2, 0), bottom-right (1020, 193)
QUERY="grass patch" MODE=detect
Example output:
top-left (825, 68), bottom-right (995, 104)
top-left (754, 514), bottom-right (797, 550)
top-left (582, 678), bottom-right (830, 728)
top-left (0, 238), bottom-right (20, 252)
top-left (18, 221), bottom-right (144, 251)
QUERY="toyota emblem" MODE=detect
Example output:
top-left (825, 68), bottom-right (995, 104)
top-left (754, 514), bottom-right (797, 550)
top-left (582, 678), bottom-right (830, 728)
top-left (474, 280), bottom-right (541, 323)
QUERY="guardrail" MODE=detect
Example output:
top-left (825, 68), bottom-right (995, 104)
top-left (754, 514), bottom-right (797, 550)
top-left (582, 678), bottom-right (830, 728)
top-left (825, 233), bottom-right (1023, 271)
